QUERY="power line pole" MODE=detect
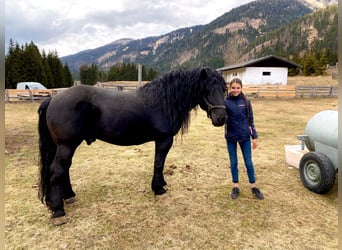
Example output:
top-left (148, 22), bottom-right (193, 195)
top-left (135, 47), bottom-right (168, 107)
top-left (138, 63), bottom-right (142, 88)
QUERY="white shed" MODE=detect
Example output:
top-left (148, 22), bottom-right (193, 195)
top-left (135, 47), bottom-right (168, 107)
top-left (217, 55), bottom-right (301, 85)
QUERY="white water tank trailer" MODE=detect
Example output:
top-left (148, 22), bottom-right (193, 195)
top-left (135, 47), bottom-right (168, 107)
top-left (297, 110), bottom-right (338, 194)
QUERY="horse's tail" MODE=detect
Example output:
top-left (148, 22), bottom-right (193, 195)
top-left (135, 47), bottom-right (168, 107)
top-left (38, 97), bottom-right (56, 205)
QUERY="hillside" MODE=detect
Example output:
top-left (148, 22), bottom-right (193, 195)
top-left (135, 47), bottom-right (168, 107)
top-left (243, 4), bottom-right (338, 64)
top-left (61, 0), bottom-right (337, 75)
top-left (303, 0), bottom-right (337, 9)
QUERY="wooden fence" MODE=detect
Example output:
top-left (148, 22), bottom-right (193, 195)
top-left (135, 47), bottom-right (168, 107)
top-left (295, 86), bottom-right (338, 98)
top-left (5, 88), bottom-right (67, 102)
top-left (5, 84), bottom-right (338, 102)
top-left (243, 85), bottom-right (296, 98)
top-left (5, 82), bottom-right (145, 102)
top-left (243, 85), bottom-right (338, 98)
top-left (94, 81), bottom-right (148, 91)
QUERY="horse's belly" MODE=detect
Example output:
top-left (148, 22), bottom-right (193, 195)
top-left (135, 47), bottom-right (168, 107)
top-left (96, 112), bottom-right (170, 146)
top-left (97, 132), bottom-right (154, 146)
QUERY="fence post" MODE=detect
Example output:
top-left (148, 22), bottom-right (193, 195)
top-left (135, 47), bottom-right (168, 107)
top-left (276, 85), bottom-right (279, 98)
top-left (29, 90), bottom-right (33, 101)
top-left (5, 89), bottom-right (8, 102)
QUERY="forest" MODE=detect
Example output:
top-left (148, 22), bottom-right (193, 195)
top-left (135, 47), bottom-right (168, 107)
top-left (79, 63), bottom-right (158, 85)
top-left (5, 40), bottom-right (73, 89)
top-left (5, 40), bottom-right (159, 88)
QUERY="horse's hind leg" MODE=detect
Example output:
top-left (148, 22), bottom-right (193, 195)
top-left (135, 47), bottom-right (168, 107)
top-left (63, 169), bottom-right (76, 204)
top-left (49, 144), bottom-right (77, 224)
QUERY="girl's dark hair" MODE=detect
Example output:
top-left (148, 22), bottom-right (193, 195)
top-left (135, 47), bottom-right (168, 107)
top-left (229, 78), bottom-right (250, 122)
top-left (229, 78), bottom-right (242, 87)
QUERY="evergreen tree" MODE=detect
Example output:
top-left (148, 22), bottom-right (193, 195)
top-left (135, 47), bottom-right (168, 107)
top-left (108, 65), bottom-right (119, 81)
top-left (5, 40), bottom-right (22, 88)
top-left (41, 50), bottom-right (54, 88)
top-left (107, 62), bottom-right (158, 81)
top-left (63, 63), bottom-right (74, 87)
top-left (146, 68), bottom-right (158, 80)
top-left (79, 65), bottom-right (88, 84)
top-left (47, 51), bottom-right (65, 88)
top-left (80, 64), bottom-right (98, 85)
top-left (98, 70), bottom-right (108, 82)
top-left (302, 51), bottom-right (316, 76)
top-left (23, 41), bottom-right (44, 83)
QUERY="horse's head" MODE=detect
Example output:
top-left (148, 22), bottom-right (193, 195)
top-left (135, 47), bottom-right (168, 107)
top-left (198, 68), bottom-right (228, 126)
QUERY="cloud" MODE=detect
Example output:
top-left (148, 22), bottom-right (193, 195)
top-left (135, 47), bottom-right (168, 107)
top-left (5, 0), bottom-right (253, 56)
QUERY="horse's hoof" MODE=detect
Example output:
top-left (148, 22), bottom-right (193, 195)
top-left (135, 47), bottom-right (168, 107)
top-left (64, 196), bottom-right (77, 204)
top-left (51, 216), bottom-right (68, 226)
top-left (154, 187), bottom-right (167, 195)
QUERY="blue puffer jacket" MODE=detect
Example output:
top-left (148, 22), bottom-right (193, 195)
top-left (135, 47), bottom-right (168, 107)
top-left (224, 93), bottom-right (258, 142)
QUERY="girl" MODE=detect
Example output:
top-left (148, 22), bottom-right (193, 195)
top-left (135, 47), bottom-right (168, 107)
top-left (224, 78), bottom-right (264, 199)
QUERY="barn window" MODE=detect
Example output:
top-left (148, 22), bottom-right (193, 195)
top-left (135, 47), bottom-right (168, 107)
top-left (262, 71), bottom-right (271, 76)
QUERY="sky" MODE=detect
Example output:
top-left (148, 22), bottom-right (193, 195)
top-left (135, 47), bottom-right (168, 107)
top-left (5, 0), bottom-right (254, 57)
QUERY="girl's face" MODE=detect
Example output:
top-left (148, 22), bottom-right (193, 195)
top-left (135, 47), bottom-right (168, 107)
top-left (230, 82), bottom-right (242, 96)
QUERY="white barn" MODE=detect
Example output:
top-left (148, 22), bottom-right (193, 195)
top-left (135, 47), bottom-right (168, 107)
top-left (217, 55), bottom-right (301, 85)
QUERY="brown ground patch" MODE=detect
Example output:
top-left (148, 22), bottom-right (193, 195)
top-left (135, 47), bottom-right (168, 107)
top-left (287, 72), bottom-right (338, 86)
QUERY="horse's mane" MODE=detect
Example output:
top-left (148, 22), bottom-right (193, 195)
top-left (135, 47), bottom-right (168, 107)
top-left (137, 67), bottom-right (219, 135)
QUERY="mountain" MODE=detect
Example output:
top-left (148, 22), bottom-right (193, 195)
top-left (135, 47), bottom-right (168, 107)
top-left (244, 4), bottom-right (337, 63)
top-left (302, 0), bottom-right (337, 9)
top-left (61, 0), bottom-right (337, 75)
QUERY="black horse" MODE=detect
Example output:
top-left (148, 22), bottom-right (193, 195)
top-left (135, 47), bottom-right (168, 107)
top-left (38, 67), bottom-right (227, 225)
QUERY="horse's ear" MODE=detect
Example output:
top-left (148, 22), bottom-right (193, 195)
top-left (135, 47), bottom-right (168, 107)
top-left (199, 68), bottom-right (208, 80)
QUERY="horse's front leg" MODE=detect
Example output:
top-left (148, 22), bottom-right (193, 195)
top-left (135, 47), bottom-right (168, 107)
top-left (152, 137), bottom-right (173, 195)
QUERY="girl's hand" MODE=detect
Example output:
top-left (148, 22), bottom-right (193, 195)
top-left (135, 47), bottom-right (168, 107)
top-left (252, 139), bottom-right (258, 149)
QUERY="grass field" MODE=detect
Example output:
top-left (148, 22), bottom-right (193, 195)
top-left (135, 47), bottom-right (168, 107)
top-left (287, 73), bottom-right (338, 86)
top-left (5, 95), bottom-right (338, 249)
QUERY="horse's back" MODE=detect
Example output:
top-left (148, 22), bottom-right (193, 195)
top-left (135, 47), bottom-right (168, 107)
top-left (52, 85), bottom-right (101, 103)
top-left (53, 85), bottom-right (138, 105)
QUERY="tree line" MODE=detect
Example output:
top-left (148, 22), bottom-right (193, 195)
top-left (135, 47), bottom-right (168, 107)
top-left (5, 39), bottom-right (159, 88)
top-left (79, 62), bottom-right (158, 85)
top-left (5, 40), bottom-right (73, 89)
top-left (297, 49), bottom-right (337, 76)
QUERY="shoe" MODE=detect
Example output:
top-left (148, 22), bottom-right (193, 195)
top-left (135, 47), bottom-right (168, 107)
top-left (251, 187), bottom-right (264, 200)
top-left (230, 187), bottom-right (240, 199)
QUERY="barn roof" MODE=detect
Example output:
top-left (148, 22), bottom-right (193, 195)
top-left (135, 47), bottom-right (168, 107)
top-left (217, 55), bottom-right (301, 71)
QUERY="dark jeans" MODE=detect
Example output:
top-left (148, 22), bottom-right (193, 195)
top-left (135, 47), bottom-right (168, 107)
top-left (226, 139), bottom-right (256, 184)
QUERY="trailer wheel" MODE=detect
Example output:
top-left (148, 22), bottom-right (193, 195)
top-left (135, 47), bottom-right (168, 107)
top-left (299, 152), bottom-right (336, 194)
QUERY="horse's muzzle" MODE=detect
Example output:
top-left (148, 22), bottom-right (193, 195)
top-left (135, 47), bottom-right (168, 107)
top-left (210, 109), bottom-right (227, 126)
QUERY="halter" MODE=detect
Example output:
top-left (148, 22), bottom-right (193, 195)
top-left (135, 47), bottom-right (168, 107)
top-left (203, 96), bottom-right (226, 118)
